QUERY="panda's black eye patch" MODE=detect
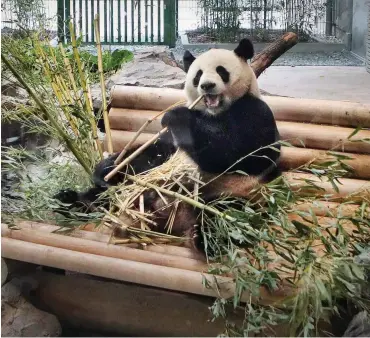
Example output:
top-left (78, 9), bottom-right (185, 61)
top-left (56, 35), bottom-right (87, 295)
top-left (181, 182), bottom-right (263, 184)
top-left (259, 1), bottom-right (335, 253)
top-left (216, 66), bottom-right (230, 83)
top-left (193, 69), bottom-right (203, 87)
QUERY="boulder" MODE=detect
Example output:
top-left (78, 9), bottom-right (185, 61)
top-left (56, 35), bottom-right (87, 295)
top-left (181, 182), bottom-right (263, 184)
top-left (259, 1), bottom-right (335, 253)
top-left (91, 47), bottom-right (185, 111)
top-left (1, 258), bottom-right (8, 286)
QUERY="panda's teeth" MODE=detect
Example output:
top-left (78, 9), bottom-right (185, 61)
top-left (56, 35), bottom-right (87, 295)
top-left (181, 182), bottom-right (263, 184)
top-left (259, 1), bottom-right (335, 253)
top-left (204, 94), bottom-right (220, 108)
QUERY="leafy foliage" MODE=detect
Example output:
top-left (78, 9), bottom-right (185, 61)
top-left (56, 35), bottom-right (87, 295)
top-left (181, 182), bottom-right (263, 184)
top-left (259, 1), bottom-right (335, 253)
top-left (79, 49), bottom-right (134, 82)
top-left (1, 146), bottom-right (103, 226)
top-left (198, 155), bottom-right (370, 337)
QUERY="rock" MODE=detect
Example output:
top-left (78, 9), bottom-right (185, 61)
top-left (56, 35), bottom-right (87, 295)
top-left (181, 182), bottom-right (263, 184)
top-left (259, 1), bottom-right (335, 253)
top-left (343, 311), bottom-right (370, 337)
top-left (1, 259), bottom-right (8, 286)
top-left (91, 47), bottom-right (185, 111)
top-left (1, 281), bottom-right (62, 337)
top-left (1, 78), bottom-right (30, 111)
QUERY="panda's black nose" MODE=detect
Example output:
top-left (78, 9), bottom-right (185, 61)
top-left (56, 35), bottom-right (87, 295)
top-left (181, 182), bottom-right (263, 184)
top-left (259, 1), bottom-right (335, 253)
top-left (200, 82), bottom-right (216, 91)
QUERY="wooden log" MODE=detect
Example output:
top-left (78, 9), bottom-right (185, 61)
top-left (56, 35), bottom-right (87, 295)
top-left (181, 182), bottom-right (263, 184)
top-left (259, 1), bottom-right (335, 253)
top-left (109, 85), bottom-right (185, 111)
top-left (27, 271), bottom-right (249, 337)
top-left (251, 32), bottom-right (298, 78)
top-left (280, 147), bottom-right (370, 180)
top-left (106, 129), bottom-right (153, 150)
top-left (28, 271), bottom-right (291, 337)
top-left (293, 201), bottom-right (365, 217)
top-left (109, 86), bottom-right (370, 128)
top-left (264, 96), bottom-right (370, 128)
top-left (5, 220), bottom-right (204, 260)
top-left (7, 219), bottom-right (68, 233)
top-left (1, 237), bottom-right (294, 305)
top-left (287, 214), bottom-right (359, 235)
top-left (109, 108), bottom-right (162, 133)
top-left (108, 109), bottom-right (370, 154)
top-left (109, 129), bottom-right (370, 179)
top-left (285, 172), bottom-right (370, 200)
top-left (1, 224), bottom-right (207, 272)
top-left (277, 121), bottom-right (370, 154)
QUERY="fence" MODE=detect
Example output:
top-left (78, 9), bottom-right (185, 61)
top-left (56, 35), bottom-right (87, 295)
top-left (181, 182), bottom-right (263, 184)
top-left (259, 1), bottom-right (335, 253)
top-left (180, 0), bottom-right (331, 43)
top-left (1, 0), bottom-right (336, 46)
top-left (58, 0), bottom-right (176, 45)
top-left (1, 0), bottom-right (177, 45)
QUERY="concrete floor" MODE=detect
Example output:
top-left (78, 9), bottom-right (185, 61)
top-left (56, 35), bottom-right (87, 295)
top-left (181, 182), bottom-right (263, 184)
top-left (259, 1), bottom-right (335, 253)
top-left (258, 66), bottom-right (370, 104)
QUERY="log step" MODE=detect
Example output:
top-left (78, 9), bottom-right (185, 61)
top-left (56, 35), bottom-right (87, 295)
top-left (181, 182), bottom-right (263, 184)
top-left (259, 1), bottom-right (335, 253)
top-left (110, 85), bottom-right (370, 128)
top-left (107, 130), bottom-right (370, 179)
top-left (108, 108), bottom-right (370, 154)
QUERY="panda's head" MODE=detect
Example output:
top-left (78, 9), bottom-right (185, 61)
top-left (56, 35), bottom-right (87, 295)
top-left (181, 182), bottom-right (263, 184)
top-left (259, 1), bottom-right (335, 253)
top-left (183, 38), bottom-right (259, 115)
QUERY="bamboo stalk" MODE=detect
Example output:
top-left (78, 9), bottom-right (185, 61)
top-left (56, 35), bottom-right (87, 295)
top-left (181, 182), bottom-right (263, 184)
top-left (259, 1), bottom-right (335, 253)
top-left (112, 237), bottom-right (184, 245)
top-left (94, 14), bottom-right (113, 154)
top-left (114, 101), bottom-right (186, 165)
top-left (109, 86), bottom-right (370, 128)
top-left (1, 224), bottom-right (207, 272)
top-left (126, 174), bottom-right (236, 222)
top-left (1, 53), bottom-right (92, 176)
top-left (104, 95), bottom-right (204, 182)
top-left (58, 42), bottom-right (84, 110)
top-left (1, 237), bottom-right (293, 305)
top-left (69, 20), bottom-right (103, 159)
top-left (33, 42), bottom-right (80, 137)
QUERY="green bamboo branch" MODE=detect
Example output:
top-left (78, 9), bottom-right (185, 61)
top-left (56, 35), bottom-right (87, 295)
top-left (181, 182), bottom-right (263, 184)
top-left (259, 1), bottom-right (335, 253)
top-left (58, 42), bottom-right (84, 110)
top-left (1, 52), bottom-right (92, 176)
top-left (69, 20), bottom-right (103, 159)
top-left (94, 14), bottom-right (113, 154)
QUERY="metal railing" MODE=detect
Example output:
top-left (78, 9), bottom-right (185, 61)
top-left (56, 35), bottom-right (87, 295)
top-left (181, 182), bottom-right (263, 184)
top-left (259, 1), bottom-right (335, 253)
top-left (1, 0), bottom-right (337, 45)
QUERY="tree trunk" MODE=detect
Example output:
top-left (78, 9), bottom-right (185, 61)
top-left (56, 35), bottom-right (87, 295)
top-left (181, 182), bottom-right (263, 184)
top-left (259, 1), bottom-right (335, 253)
top-left (251, 32), bottom-right (298, 77)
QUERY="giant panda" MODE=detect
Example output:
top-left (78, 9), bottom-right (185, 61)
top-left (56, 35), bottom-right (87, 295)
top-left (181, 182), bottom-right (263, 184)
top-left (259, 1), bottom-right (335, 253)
top-left (54, 38), bottom-right (281, 255)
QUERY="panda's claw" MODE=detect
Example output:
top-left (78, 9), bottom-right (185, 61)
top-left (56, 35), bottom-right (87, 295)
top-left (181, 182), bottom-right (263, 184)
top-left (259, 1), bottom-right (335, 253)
top-left (161, 107), bottom-right (192, 128)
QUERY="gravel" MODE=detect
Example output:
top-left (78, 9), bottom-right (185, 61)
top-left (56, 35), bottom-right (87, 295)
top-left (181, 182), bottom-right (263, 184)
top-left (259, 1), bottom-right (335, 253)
top-left (169, 37), bottom-right (365, 67)
top-left (70, 35), bottom-right (365, 68)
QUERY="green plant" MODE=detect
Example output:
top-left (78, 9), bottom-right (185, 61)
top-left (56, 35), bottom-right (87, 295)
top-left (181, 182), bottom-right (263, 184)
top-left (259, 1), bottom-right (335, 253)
top-left (198, 156), bottom-right (369, 337)
top-left (2, 0), bottom-right (47, 31)
top-left (79, 49), bottom-right (133, 77)
top-left (1, 146), bottom-right (102, 225)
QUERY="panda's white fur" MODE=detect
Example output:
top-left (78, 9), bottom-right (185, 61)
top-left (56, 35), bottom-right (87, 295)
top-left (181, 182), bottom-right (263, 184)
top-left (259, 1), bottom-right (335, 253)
top-left (184, 48), bottom-right (261, 116)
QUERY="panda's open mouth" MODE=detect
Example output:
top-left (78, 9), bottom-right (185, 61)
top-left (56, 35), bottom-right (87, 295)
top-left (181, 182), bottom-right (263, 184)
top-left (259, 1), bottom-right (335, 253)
top-left (204, 94), bottom-right (223, 108)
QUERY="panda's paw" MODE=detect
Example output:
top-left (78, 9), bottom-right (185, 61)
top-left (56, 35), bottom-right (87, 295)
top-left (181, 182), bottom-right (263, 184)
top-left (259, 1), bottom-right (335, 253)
top-left (54, 189), bottom-right (79, 205)
top-left (190, 224), bottom-right (206, 254)
top-left (161, 107), bottom-right (192, 128)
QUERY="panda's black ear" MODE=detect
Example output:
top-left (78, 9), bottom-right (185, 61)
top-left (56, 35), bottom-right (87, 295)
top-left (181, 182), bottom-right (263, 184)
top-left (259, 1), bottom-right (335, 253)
top-left (234, 38), bottom-right (254, 60)
top-left (183, 50), bottom-right (196, 73)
